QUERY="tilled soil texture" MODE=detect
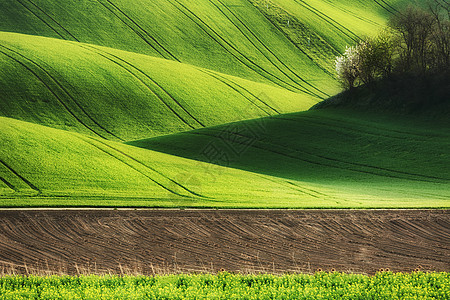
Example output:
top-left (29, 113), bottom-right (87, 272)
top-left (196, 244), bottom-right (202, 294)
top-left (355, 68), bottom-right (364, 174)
top-left (0, 209), bottom-right (448, 275)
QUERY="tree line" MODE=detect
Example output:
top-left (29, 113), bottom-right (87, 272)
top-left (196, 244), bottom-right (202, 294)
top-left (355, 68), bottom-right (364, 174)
top-left (336, 1), bottom-right (449, 90)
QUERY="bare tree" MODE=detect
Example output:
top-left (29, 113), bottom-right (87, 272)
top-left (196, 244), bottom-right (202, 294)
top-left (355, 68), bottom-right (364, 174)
top-left (389, 6), bottom-right (436, 72)
top-left (428, 0), bottom-right (450, 70)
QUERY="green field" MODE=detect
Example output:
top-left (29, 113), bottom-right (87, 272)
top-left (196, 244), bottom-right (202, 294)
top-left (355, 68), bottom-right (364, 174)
top-left (1, 108), bottom-right (448, 208)
top-left (0, 31), bottom-right (317, 140)
top-left (0, 0), bottom-right (448, 208)
top-left (1, 272), bottom-right (449, 300)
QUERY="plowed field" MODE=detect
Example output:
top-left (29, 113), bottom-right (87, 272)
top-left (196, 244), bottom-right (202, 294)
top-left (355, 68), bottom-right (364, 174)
top-left (0, 209), bottom-right (448, 275)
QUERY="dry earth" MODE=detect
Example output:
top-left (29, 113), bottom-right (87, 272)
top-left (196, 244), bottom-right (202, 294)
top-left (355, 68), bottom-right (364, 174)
top-left (0, 209), bottom-right (448, 275)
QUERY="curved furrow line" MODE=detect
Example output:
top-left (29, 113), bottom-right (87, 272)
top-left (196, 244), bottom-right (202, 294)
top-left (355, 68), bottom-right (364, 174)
top-left (373, 0), bottom-right (395, 14)
top-left (322, 0), bottom-right (382, 26)
top-left (77, 45), bottom-right (199, 130)
top-left (104, 0), bottom-right (180, 61)
top-left (0, 49), bottom-right (104, 139)
top-left (284, 182), bottom-right (321, 199)
top-left (375, 240), bottom-right (448, 263)
top-left (88, 45), bottom-right (206, 128)
top-left (94, 0), bottom-right (178, 61)
top-left (14, 0), bottom-right (66, 40)
top-left (254, 173), bottom-right (335, 201)
top-left (379, 0), bottom-right (399, 14)
top-left (85, 136), bottom-right (208, 199)
top-left (165, 0), bottom-right (314, 95)
top-left (198, 69), bottom-right (273, 116)
top-left (387, 219), bottom-right (450, 245)
top-left (0, 176), bottom-right (16, 191)
top-left (247, 1), bottom-right (338, 80)
top-left (210, 0), bottom-right (327, 99)
top-left (2, 210), bottom-right (448, 274)
top-left (200, 68), bottom-right (280, 114)
top-left (191, 130), bottom-right (449, 183)
top-left (24, 0), bottom-right (79, 41)
top-left (212, 0), bottom-right (329, 99)
top-left (77, 136), bottom-right (193, 199)
top-left (293, 0), bottom-right (360, 42)
top-left (0, 45), bottom-right (121, 141)
top-left (0, 159), bottom-right (40, 194)
top-left (286, 181), bottom-right (332, 199)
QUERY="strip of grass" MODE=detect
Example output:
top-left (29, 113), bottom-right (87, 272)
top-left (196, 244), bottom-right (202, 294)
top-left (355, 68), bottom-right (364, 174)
top-left (1, 272), bottom-right (448, 299)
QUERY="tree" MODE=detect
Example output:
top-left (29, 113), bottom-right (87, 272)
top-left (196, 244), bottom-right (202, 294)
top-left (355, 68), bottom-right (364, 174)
top-left (357, 31), bottom-right (395, 84)
top-left (335, 46), bottom-right (360, 89)
top-left (389, 5), bottom-right (436, 72)
top-left (335, 3), bottom-right (450, 90)
top-left (428, 0), bottom-right (450, 70)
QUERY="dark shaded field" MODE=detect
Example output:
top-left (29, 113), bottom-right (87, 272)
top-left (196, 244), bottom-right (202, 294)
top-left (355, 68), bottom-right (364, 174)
top-left (0, 209), bottom-right (448, 275)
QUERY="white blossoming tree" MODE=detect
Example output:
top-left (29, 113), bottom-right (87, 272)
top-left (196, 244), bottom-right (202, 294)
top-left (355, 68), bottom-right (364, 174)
top-left (335, 45), bottom-right (361, 90)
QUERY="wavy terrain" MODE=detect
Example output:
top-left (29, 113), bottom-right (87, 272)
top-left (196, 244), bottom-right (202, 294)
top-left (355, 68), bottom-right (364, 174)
top-left (0, 32), bottom-right (320, 140)
top-left (0, 0), bottom-right (448, 209)
top-left (130, 108), bottom-right (450, 207)
top-left (0, 0), bottom-right (402, 94)
top-left (0, 112), bottom-right (448, 208)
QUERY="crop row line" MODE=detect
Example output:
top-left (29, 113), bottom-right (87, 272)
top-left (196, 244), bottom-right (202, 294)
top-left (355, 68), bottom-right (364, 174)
top-left (373, 0), bottom-right (398, 14)
top-left (277, 115), bottom-right (430, 143)
top-left (246, 0), bottom-right (339, 80)
top-left (81, 135), bottom-right (207, 199)
top-left (322, 1), bottom-right (381, 27)
top-left (210, 0), bottom-right (328, 99)
top-left (0, 159), bottom-right (40, 194)
top-left (96, 0), bottom-right (178, 61)
top-left (0, 45), bottom-right (121, 141)
top-left (79, 44), bottom-right (204, 130)
top-left (199, 69), bottom-right (274, 116)
top-left (292, 113), bottom-right (449, 139)
top-left (165, 0), bottom-right (317, 96)
top-left (15, 0), bottom-right (77, 41)
top-left (192, 129), bottom-right (449, 183)
top-left (293, 0), bottom-right (360, 42)
top-left (0, 176), bottom-right (16, 191)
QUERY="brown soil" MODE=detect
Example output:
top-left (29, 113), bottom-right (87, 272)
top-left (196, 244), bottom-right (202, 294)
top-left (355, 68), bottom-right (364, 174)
top-left (0, 209), bottom-right (448, 275)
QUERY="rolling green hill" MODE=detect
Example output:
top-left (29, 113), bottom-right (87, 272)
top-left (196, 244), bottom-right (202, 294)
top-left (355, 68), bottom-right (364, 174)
top-left (129, 108), bottom-right (450, 207)
top-left (0, 31), bottom-right (318, 140)
top-left (0, 0), bottom-right (406, 98)
top-left (1, 0), bottom-right (447, 208)
top-left (0, 0), bottom-right (338, 96)
top-left (0, 0), bottom-right (407, 141)
top-left (1, 115), bottom-right (448, 208)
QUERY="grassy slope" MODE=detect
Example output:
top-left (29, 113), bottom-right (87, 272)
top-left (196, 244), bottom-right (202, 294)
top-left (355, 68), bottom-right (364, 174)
top-left (1, 115), bottom-right (447, 208)
top-left (0, 31), bottom-right (319, 140)
top-left (260, 0), bottom-right (398, 51)
top-left (129, 108), bottom-right (450, 207)
top-left (1, 0), bottom-right (446, 208)
top-left (0, 0), bottom-right (342, 97)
